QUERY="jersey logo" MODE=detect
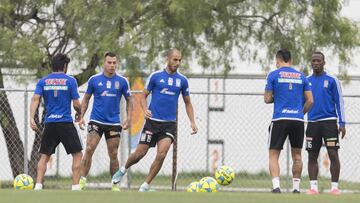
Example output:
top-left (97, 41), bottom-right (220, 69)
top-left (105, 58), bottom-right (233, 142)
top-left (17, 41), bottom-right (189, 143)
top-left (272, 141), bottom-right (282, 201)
top-left (106, 81), bottom-right (111, 89)
top-left (324, 80), bottom-right (329, 88)
top-left (168, 78), bottom-right (173, 86)
top-left (160, 88), bottom-right (175, 95)
top-left (98, 82), bottom-right (103, 86)
top-left (176, 78), bottom-right (181, 87)
top-left (115, 81), bottom-right (120, 89)
top-left (160, 79), bottom-right (165, 83)
top-left (101, 91), bottom-right (116, 97)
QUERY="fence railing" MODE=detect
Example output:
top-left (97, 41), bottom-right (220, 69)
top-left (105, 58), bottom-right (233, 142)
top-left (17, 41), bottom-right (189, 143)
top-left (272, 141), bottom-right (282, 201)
top-left (1, 88), bottom-right (360, 192)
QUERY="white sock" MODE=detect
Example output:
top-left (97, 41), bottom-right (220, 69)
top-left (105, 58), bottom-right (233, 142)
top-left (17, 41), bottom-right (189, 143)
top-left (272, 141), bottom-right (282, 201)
top-left (140, 182), bottom-right (149, 189)
top-left (310, 180), bottom-right (318, 191)
top-left (34, 183), bottom-right (43, 190)
top-left (331, 182), bottom-right (338, 190)
top-left (120, 166), bottom-right (127, 174)
top-left (272, 177), bottom-right (280, 189)
top-left (80, 176), bottom-right (86, 181)
top-left (293, 178), bottom-right (301, 191)
top-left (72, 184), bottom-right (81, 191)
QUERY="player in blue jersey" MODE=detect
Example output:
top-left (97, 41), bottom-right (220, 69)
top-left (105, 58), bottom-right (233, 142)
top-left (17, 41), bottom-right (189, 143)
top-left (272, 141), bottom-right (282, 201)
top-left (111, 48), bottom-right (198, 192)
top-left (78, 52), bottom-right (132, 191)
top-left (264, 49), bottom-right (313, 193)
top-left (305, 52), bottom-right (346, 195)
top-left (30, 53), bottom-right (83, 190)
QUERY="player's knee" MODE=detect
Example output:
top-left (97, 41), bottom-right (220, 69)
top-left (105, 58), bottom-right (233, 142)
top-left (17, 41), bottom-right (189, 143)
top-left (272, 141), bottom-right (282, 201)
top-left (108, 149), bottom-right (118, 159)
top-left (156, 151), bottom-right (167, 161)
top-left (85, 145), bottom-right (96, 154)
top-left (327, 148), bottom-right (339, 161)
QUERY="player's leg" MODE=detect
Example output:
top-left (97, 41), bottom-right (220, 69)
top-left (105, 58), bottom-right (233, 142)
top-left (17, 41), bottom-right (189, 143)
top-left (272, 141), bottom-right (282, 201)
top-left (306, 122), bottom-right (323, 194)
top-left (81, 123), bottom-right (103, 177)
top-left (104, 127), bottom-right (121, 191)
top-left (35, 123), bottom-right (59, 190)
top-left (60, 123), bottom-right (84, 190)
top-left (323, 120), bottom-right (341, 195)
top-left (288, 120), bottom-right (305, 193)
top-left (268, 121), bottom-right (287, 193)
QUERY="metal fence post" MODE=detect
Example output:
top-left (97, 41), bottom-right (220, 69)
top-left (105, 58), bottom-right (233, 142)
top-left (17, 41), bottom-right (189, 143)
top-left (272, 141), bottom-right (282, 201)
top-left (286, 139), bottom-right (290, 192)
top-left (24, 89), bottom-right (29, 174)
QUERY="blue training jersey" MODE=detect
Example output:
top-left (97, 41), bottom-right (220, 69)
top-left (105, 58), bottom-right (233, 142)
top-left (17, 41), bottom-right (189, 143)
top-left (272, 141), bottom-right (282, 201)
top-left (34, 73), bottom-right (80, 123)
top-left (265, 67), bottom-right (311, 121)
top-left (145, 69), bottom-right (190, 122)
top-left (307, 72), bottom-right (345, 127)
top-left (86, 72), bottom-right (131, 125)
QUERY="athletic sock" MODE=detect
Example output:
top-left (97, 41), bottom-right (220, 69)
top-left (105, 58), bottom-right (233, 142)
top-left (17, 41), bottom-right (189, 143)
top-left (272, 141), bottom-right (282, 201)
top-left (120, 166), bottom-right (127, 174)
top-left (310, 180), bottom-right (318, 191)
top-left (72, 184), bottom-right (81, 191)
top-left (331, 182), bottom-right (338, 190)
top-left (272, 177), bottom-right (280, 189)
top-left (292, 178), bottom-right (301, 191)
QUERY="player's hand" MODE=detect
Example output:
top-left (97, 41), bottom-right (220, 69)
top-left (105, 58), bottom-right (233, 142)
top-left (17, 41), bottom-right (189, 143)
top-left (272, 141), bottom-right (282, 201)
top-left (144, 109), bottom-right (152, 119)
top-left (78, 118), bottom-right (86, 130)
top-left (190, 122), bottom-right (198, 135)
top-left (339, 126), bottom-right (346, 139)
top-left (75, 112), bottom-right (81, 122)
top-left (30, 118), bottom-right (38, 131)
top-left (122, 119), bottom-right (130, 130)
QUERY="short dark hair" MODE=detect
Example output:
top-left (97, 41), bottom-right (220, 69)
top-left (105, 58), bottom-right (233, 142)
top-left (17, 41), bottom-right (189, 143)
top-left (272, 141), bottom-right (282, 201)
top-left (313, 51), bottom-right (325, 60)
top-left (166, 48), bottom-right (181, 58)
top-left (104, 51), bottom-right (117, 58)
top-left (52, 53), bottom-right (70, 72)
top-left (276, 49), bottom-right (292, 63)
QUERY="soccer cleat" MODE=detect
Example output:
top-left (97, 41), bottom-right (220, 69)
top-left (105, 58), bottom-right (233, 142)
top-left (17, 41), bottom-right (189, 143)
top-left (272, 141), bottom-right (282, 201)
top-left (111, 184), bottom-right (121, 192)
top-left (306, 189), bottom-right (319, 195)
top-left (112, 170), bottom-right (125, 184)
top-left (292, 189), bottom-right (300, 194)
top-left (138, 186), bottom-right (149, 192)
top-left (330, 188), bottom-right (341, 195)
top-left (271, 187), bottom-right (281, 193)
top-left (79, 177), bottom-right (86, 190)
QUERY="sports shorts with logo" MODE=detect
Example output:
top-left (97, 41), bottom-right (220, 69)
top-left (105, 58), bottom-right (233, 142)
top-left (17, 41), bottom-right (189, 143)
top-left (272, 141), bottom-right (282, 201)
top-left (268, 120), bottom-right (304, 150)
top-left (87, 121), bottom-right (122, 140)
top-left (139, 119), bottom-right (177, 148)
top-left (306, 120), bottom-right (339, 151)
top-left (40, 122), bottom-right (82, 155)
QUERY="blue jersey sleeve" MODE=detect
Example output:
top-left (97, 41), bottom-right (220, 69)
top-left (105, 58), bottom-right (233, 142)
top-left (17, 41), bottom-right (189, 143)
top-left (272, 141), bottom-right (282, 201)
top-left (265, 72), bottom-right (274, 91)
top-left (122, 78), bottom-right (131, 98)
top-left (145, 74), bottom-right (156, 92)
top-left (332, 78), bottom-right (346, 127)
top-left (70, 78), bottom-right (80, 100)
top-left (303, 75), bottom-right (311, 91)
top-left (34, 80), bottom-right (44, 96)
top-left (181, 78), bottom-right (190, 96)
top-left (86, 77), bottom-right (94, 95)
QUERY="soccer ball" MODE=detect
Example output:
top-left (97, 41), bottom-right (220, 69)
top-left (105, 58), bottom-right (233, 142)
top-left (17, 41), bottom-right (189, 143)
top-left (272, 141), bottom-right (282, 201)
top-left (186, 181), bottom-right (200, 192)
top-left (215, 165), bottom-right (235, 185)
top-left (13, 174), bottom-right (34, 190)
top-left (198, 177), bottom-right (219, 192)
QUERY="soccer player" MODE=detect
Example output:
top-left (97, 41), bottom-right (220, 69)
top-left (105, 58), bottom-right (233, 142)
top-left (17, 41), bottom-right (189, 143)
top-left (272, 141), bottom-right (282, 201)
top-left (264, 49), bottom-right (313, 193)
top-left (111, 48), bottom-right (198, 192)
top-left (306, 52), bottom-right (346, 195)
top-left (30, 53), bottom-right (83, 190)
top-left (78, 52), bottom-right (132, 191)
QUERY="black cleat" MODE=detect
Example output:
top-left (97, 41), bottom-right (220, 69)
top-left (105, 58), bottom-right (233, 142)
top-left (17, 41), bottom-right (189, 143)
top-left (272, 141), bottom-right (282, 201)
top-left (271, 187), bottom-right (281, 193)
top-left (292, 189), bottom-right (300, 194)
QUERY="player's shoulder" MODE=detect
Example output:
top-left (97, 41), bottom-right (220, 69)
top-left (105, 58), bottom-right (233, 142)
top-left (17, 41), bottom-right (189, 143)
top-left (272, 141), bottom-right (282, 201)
top-left (176, 71), bottom-right (189, 81)
top-left (87, 72), bottom-right (103, 82)
top-left (115, 73), bottom-right (130, 84)
top-left (148, 69), bottom-right (164, 79)
top-left (324, 72), bottom-right (339, 82)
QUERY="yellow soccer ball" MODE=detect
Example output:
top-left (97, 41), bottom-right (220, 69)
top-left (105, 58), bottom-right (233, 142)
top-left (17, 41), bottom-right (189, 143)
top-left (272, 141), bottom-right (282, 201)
top-left (13, 174), bottom-right (34, 190)
top-left (198, 177), bottom-right (219, 192)
top-left (215, 165), bottom-right (235, 185)
top-left (186, 181), bottom-right (200, 192)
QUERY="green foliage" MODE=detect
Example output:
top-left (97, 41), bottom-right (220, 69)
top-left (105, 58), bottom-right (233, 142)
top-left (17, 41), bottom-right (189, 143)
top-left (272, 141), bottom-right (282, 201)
top-left (0, 0), bottom-right (359, 82)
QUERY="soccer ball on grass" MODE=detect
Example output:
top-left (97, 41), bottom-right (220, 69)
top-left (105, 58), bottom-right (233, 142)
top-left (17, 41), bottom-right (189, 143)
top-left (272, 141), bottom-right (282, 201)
top-left (198, 177), bottom-right (219, 192)
top-left (215, 165), bottom-right (235, 185)
top-left (13, 174), bottom-right (34, 190)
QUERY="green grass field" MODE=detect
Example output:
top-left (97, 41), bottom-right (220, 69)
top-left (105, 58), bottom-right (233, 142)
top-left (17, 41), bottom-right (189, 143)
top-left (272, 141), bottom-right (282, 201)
top-left (1, 190), bottom-right (360, 203)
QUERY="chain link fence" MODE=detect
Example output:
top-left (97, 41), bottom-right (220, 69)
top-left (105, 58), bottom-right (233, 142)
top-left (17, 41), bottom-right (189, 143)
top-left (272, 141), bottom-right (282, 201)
top-left (1, 77), bottom-right (360, 192)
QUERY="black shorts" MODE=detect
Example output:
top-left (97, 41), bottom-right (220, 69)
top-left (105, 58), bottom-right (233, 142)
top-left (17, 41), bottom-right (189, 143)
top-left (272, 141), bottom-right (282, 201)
top-left (87, 121), bottom-right (122, 140)
top-left (306, 120), bottom-right (339, 151)
top-left (139, 119), bottom-right (177, 148)
top-left (40, 122), bottom-right (82, 155)
top-left (268, 120), bottom-right (304, 150)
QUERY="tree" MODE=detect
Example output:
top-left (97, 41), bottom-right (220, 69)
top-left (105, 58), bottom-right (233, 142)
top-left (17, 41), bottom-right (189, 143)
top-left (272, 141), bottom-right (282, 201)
top-left (0, 0), bottom-right (359, 177)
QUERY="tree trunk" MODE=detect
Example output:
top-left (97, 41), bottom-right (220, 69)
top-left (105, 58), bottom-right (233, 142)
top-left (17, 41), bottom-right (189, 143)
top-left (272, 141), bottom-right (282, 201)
top-left (0, 68), bottom-right (25, 177)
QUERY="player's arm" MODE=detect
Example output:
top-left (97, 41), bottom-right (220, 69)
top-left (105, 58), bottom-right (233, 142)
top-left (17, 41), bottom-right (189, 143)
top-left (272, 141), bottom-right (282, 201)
top-left (73, 99), bottom-right (81, 117)
top-left (183, 96), bottom-right (198, 135)
top-left (141, 90), bottom-right (152, 118)
top-left (332, 78), bottom-right (346, 138)
top-left (78, 93), bottom-right (91, 129)
top-left (29, 94), bottom-right (41, 131)
top-left (303, 90), bottom-right (314, 114)
top-left (264, 90), bottom-right (274, 104)
top-left (122, 95), bottom-right (133, 130)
